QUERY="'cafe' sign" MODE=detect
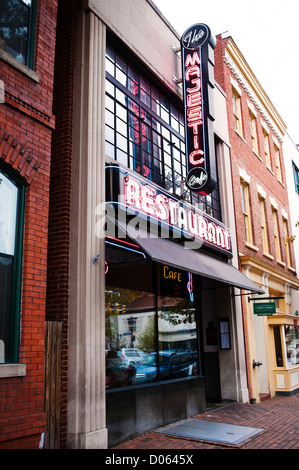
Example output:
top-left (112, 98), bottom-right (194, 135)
top-left (181, 24), bottom-right (217, 195)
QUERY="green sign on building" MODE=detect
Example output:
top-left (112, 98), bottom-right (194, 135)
top-left (253, 302), bottom-right (276, 316)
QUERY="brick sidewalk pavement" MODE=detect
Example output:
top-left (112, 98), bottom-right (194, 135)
top-left (113, 394), bottom-right (299, 449)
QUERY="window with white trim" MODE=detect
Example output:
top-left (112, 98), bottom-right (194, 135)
top-left (240, 181), bottom-right (252, 244)
top-left (232, 88), bottom-right (243, 136)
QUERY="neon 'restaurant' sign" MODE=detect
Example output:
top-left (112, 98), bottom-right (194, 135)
top-left (105, 166), bottom-right (232, 257)
top-left (181, 24), bottom-right (217, 195)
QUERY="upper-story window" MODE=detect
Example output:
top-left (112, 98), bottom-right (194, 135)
top-left (0, 167), bottom-right (25, 363)
top-left (240, 181), bottom-right (252, 244)
top-left (272, 207), bottom-right (282, 262)
top-left (293, 162), bottom-right (299, 195)
top-left (105, 36), bottom-right (221, 220)
top-left (274, 144), bottom-right (282, 183)
top-left (282, 216), bottom-right (291, 268)
top-left (232, 88), bottom-right (243, 136)
top-left (259, 196), bottom-right (269, 254)
top-left (0, 0), bottom-right (36, 68)
top-left (262, 128), bottom-right (272, 170)
top-left (249, 111), bottom-right (258, 154)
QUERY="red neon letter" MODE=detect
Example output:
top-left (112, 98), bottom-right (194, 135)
top-left (185, 52), bottom-right (200, 68)
top-left (124, 176), bottom-right (141, 209)
top-left (189, 150), bottom-right (204, 165)
top-left (141, 185), bottom-right (156, 216)
top-left (185, 65), bottom-right (200, 81)
top-left (187, 78), bottom-right (201, 94)
top-left (187, 92), bottom-right (202, 108)
top-left (187, 106), bottom-right (202, 123)
top-left (155, 194), bottom-right (169, 221)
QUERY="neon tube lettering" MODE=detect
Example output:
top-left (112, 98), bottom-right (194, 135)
top-left (169, 199), bottom-right (179, 225)
top-left (124, 176), bottom-right (141, 209)
top-left (141, 185), bottom-right (156, 216)
top-left (185, 51), bottom-right (204, 169)
top-left (189, 150), bottom-right (204, 165)
top-left (187, 78), bottom-right (201, 94)
top-left (187, 211), bottom-right (199, 236)
top-left (155, 194), bottom-right (169, 221)
top-left (185, 52), bottom-right (200, 68)
top-left (122, 175), bottom-right (231, 253)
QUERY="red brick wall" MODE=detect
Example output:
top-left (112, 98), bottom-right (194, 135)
top-left (46, 0), bottom-right (77, 449)
top-left (215, 35), bottom-right (295, 273)
top-left (0, 0), bottom-right (57, 449)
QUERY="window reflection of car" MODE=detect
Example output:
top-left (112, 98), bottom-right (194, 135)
top-left (133, 351), bottom-right (198, 384)
top-left (119, 348), bottom-right (147, 366)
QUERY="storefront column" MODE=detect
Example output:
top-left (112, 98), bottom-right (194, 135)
top-left (216, 140), bottom-right (249, 403)
top-left (67, 8), bottom-right (107, 448)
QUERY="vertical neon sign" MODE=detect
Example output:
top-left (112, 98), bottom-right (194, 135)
top-left (181, 24), bottom-right (217, 195)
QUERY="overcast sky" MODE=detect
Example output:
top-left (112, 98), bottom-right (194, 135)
top-left (152, 0), bottom-right (299, 146)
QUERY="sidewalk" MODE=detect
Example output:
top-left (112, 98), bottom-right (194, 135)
top-left (113, 394), bottom-right (299, 449)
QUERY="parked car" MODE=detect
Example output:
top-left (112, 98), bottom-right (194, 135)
top-left (133, 351), bottom-right (198, 384)
top-left (118, 348), bottom-right (147, 366)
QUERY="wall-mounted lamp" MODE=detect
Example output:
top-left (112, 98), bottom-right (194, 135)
top-left (252, 359), bottom-right (263, 368)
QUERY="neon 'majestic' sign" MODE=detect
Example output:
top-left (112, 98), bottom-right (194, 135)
top-left (181, 24), bottom-right (217, 195)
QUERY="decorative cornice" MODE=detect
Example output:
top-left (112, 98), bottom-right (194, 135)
top-left (5, 91), bottom-right (55, 129)
top-left (241, 254), bottom-right (299, 287)
top-left (223, 39), bottom-right (286, 141)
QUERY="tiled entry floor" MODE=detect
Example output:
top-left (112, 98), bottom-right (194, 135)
top-left (155, 419), bottom-right (263, 445)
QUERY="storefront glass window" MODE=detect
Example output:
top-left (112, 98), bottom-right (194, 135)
top-left (105, 36), bottom-right (221, 221)
top-left (105, 241), bottom-right (200, 389)
top-left (105, 286), bottom-right (156, 388)
top-left (285, 325), bottom-right (299, 367)
top-left (158, 265), bottom-right (198, 381)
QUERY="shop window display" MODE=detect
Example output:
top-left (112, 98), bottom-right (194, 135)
top-left (105, 240), bottom-right (200, 389)
top-left (273, 325), bottom-right (299, 367)
top-left (285, 325), bottom-right (299, 367)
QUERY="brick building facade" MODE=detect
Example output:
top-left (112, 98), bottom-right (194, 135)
top-left (215, 34), bottom-right (299, 401)
top-left (0, 0), bottom-right (57, 448)
top-left (1, 0), bottom-right (297, 450)
top-left (46, 0), bottom-right (264, 449)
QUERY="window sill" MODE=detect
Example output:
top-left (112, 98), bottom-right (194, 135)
top-left (0, 49), bottom-right (39, 82)
top-left (288, 266), bottom-right (296, 273)
top-left (278, 180), bottom-right (285, 188)
top-left (235, 130), bottom-right (247, 143)
top-left (266, 166), bottom-right (275, 176)
top-left (277, 259), bottom-right (286, 267)
top-left (263, 252), bottom-right (274, 260)
top-left (245, 241), bottom-right (259, 252)
top-left (0, 363), bottom-right (26, 378)
top-left (253, 150), bottom-right (262, 161)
